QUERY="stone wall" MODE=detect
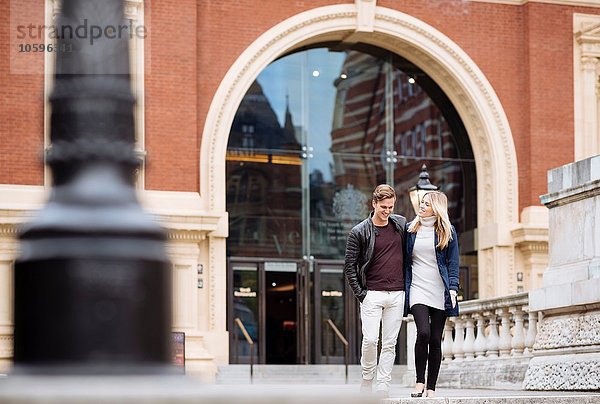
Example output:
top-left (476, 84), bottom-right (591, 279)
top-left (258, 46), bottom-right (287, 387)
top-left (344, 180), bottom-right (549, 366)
top-left (524, 155), bottom-right (600, 391)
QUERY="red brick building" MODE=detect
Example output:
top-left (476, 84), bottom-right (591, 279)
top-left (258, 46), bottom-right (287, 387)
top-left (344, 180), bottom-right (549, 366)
top-left (2, 0), bottom-right (600, 379)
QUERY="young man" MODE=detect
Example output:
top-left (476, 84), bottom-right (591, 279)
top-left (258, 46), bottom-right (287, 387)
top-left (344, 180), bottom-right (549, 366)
top-left (343, 184), bottom-right (406, 397)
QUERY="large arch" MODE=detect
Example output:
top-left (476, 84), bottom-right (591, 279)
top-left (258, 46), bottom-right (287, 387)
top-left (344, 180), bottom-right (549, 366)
top-left (200, 3), bottom-right (519, 298)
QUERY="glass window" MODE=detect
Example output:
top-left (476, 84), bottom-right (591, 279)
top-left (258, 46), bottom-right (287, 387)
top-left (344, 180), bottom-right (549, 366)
top-left (226, 44), bottom-right (478, 299)
top-left (232, 266), bottom-right (259, 361)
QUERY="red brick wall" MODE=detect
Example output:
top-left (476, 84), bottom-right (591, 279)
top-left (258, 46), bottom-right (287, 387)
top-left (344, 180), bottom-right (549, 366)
top-left (3, 0), bottom-right (600, 212)
top-left (0, 0), bottom-right (45, 185)
top-left (185, 0), bottom-right (352, 193)
top-left (185, 0), bottom-right (599, 209)
top-left (144, 0), bottom-right (199, 191)
top-left (375, 0), bottom-right (599, 209)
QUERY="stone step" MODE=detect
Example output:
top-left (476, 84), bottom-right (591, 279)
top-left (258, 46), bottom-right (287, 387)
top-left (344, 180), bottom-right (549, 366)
top-left (1, 376), bottom-right (599, 403)
top-left (216, 364), bottom-right (412, 385)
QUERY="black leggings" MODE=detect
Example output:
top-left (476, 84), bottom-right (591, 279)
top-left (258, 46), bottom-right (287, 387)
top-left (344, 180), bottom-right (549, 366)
top-left (412, 304), bottom-right (446, 391)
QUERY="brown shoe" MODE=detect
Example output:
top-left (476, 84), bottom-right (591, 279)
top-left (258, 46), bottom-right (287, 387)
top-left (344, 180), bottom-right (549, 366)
top-left (360, 379), bottom-right (373, 394)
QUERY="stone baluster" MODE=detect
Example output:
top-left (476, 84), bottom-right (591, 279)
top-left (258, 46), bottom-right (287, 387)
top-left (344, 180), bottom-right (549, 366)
top-left (452, 317), bottom-right (465, 361)
top-left (442, 320), bottom-right (454, 362)
top-left (473, 312), bottom-right (487, 359)
top-left (524, 311), bottom-right (538, 355)
top-left (510, 306), bottom-right (525, 356)
top-left (462, 314), bottom-right (476, 360)
top-left (485, 311), bottom-right (499, 358)
top-left (498, 308), bottom-right (512, 357)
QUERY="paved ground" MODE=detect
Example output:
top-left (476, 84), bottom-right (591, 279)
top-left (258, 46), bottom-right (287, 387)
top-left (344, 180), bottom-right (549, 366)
top-left (207, 383), bottom-right (600, 398)
top-left (1, 376), bottom-right (598, 403)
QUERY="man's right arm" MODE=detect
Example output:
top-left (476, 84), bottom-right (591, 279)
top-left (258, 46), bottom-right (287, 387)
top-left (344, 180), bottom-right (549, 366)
top-left (343, 229), bottom-right (367, 302)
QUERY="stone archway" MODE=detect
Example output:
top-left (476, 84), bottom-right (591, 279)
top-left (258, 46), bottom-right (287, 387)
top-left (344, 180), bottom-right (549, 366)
top-left (200, 2), bottom-right (519, 298)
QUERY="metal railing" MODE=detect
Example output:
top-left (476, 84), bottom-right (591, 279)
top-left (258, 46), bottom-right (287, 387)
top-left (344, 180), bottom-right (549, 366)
top-left (233, 317), bottom-right (255, 383)
top-left (323, 319), bottom-right (349, 383)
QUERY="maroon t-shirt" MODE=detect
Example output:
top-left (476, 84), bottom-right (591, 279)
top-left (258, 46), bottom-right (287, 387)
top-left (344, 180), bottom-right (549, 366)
top-left (366, 222), bottom-right (404, 291)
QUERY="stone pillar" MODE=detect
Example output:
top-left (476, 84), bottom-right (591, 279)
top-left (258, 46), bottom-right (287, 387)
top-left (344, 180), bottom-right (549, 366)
top-left (580, 57), bottom-right (599, 159)
top-left (524, 155), bottom-right (600, 390)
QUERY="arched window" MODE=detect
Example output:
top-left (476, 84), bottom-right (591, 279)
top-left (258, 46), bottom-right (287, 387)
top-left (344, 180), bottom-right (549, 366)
top-left (226, 44), bottom-right (478, 299)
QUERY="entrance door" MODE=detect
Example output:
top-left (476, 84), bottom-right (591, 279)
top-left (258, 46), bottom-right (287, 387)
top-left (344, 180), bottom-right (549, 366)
top-left (228, 258), bottom-right (302, 364)
top-left (313, 260), bottom-right (360, 364)
top-left (264, 261), bottom-right (298, 364)
top-left (228, 257), bottom-right (363, 364)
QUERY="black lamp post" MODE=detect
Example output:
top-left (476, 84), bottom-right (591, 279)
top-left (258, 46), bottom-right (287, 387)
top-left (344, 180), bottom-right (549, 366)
top-left (13, 0), bottom-right (172, 374)
top-left (408, 164), bottom-right (438, 215)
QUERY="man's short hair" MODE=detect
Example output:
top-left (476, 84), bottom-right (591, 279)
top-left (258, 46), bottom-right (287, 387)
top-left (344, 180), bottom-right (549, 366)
top-left (372, 184), bottom-right (396, 202)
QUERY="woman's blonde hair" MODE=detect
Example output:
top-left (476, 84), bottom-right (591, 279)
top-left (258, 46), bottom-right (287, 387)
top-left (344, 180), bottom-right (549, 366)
top-left (408, 191), bottom-right (453, 249)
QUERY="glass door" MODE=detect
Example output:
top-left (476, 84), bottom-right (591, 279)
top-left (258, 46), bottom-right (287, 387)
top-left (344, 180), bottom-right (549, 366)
top-left (312, 260), bottom-right (361, 364)
top-left (228, 259), bottom-right (260, 364)
top-left (264, 261), bottom-right (298, 364)
top-left (228, 258), bottom-right (304, 364)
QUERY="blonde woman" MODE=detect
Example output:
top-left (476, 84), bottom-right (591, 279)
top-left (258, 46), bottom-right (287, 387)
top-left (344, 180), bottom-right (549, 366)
top-left (404, 191), bottom-right (459, 398)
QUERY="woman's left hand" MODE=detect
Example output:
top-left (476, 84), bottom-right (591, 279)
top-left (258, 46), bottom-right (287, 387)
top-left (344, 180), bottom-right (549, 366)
top-left (450, 290), bottom-right (458, 308)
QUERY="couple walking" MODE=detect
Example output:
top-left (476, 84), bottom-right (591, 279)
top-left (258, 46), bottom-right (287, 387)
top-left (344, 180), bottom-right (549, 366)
top-left (343, 184), bottom-right (460, 398)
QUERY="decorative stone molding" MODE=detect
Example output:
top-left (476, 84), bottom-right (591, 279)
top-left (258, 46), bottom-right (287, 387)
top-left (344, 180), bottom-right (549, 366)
top-left (200, 3), bottom-right (519, 296)
top-left (524, 353), bottom-right (600, 390)
top-left (0, 225), bottom-right (18, 237)
top-left (0, 336), bottom-right (13, 359)
top-left (512, 206), bottom-right (549, 291)
top-left (355, 0), bottom-right (376, 33)
top-left (534, 312), bottom-right (600, 349)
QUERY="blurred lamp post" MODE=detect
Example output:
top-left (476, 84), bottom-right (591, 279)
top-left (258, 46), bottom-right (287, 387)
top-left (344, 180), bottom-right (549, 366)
top-left (13, 0), bottom-right (172, 374)
top-left (408, 164), bottom-right (438, 215)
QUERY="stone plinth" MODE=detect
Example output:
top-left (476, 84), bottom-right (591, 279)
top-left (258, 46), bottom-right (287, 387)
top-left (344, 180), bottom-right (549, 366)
top-left (524, 155), bottom-right (600, 390)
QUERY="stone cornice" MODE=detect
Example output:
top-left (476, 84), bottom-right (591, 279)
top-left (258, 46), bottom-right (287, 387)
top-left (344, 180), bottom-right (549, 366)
top-left (541, 179), bottom-right (600, 207)
top-left (166, 229), bottom-right (208, 242)
top-left (0, 187), bottom-right (226, 238)
top-left (0, 224), bottom-right (19, 236)
top-left (511, 226), bottom-right (549, 245)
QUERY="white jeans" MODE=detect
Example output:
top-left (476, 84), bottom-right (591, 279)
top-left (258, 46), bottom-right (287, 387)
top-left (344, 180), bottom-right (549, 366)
top-left (360, 290), bottom-right (405, 392)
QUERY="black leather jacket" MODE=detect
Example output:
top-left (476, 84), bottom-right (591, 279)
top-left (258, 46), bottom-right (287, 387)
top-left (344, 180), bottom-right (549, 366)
top-left (343, 212), bottom-right (407, 302)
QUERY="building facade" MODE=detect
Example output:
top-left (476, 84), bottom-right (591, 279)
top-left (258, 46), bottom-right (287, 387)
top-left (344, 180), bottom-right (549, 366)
top-left (1, 0), bottom-right (600, 379)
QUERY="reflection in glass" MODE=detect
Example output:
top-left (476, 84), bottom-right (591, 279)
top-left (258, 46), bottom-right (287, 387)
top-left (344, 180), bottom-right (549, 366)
top-left (232, 267), bottom-right (258, 362)
top-left (321, 269), bottom-right (345, 358)
top-left (226, 44), bottom-right (478, 299)
top-left (265, 270), bottom-right (297, 364)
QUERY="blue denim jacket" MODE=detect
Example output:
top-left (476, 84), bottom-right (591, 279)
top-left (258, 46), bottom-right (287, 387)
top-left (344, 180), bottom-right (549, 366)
top-left (403, 222), bottom-right (460, 317)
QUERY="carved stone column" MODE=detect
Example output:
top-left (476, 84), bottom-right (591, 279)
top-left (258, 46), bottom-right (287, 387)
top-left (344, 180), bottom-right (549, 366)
top-left (511, 207), bottom-right (549, 292)
top-left (574, 18), bottom-right (600, 160)
top-left (579, 56), bottom-right (599, 159)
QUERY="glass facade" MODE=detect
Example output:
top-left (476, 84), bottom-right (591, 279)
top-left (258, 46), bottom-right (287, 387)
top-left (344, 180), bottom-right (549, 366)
top-left (226, 43), bottom-right (478, 363)
top-left (226, 44), bottom-right (477, 282)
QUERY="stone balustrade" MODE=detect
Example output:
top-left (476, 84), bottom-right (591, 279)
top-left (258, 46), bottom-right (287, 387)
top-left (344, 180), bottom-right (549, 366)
top-left (405, 292), bottom-right (539, 389)
top-left (442, 292), bottom-right (536, 361)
